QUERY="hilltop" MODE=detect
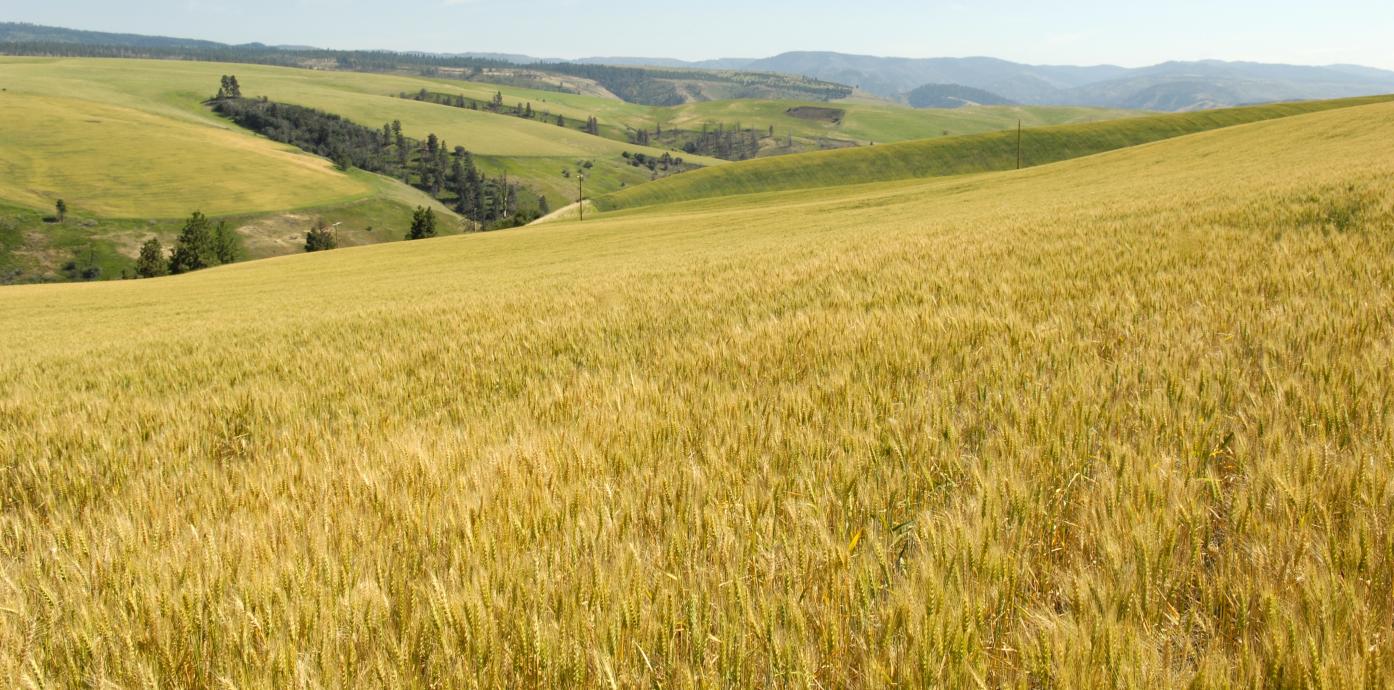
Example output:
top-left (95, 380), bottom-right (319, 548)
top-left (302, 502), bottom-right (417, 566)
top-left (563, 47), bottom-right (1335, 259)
top-left (7, 24), bottom-right (1394, 111)
top-left (0, 23), bottom-right (854, 106)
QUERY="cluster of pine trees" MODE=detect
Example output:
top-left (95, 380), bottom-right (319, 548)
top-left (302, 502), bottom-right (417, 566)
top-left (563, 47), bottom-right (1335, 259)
top-left (401, 89), bottom-right (601, 136)
top-left (212, 97), bottom-right (403, 174)
top-left (214, 74), bottom-right (242, 99)
top-left (415, 135), bottom-right (532, 224)
top-left (636, 122), bottom-right (766, 160)
top-left (132, 207), bottom-right (446, 280)
top-left (132, 212), bottom-right (242, 278)
top-left (210, 83), bottom-right (533, 226)
top-left (621, 151), bottom-right (692, 176)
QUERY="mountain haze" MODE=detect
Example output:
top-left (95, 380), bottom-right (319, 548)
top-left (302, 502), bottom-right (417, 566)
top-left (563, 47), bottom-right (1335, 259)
top-left (4, 23), bottom-right (1393, 111)
top-left (742, 51), bottom-right (1394, 110)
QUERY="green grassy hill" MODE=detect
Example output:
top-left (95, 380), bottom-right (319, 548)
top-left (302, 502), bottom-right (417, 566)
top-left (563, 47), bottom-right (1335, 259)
top-left (0, 57), bottom-right (726, 201)
top-left (3, 99), bottom-right (1393, 687)
top-left (0, 56), bottom-right (1144, 281)
top-left (654, 98), bottom-right (1139, 145)
top-left (0, 93), bottom-right (371, 217)
top-left (0, 57), bottom-right (710, 281)
top-left (597, 95), bottom-right (1394, 210)
top-left (410, 73), bottom-right (1137, 148)
top-left (0, 56), bottom-right (1138, 208)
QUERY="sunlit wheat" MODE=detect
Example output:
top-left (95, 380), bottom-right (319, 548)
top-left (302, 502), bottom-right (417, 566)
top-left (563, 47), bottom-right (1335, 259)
top-left (1, 101), bottom-right (1392, 688)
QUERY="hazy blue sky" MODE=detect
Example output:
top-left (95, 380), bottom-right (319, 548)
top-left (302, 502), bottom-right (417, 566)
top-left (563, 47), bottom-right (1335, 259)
top-left (7, 0), bottom-right (1394, 68)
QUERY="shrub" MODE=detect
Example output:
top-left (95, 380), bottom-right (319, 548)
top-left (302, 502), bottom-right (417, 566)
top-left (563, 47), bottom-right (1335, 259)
top-left (305, 220), bottom-right (339, 252)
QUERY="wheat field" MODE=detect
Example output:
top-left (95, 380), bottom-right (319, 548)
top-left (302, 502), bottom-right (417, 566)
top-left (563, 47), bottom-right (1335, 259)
top-left (2, 101), bottom-right (1392, 687)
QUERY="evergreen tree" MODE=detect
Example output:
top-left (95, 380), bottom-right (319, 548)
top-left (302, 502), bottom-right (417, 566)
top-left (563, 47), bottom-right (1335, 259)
top-left (413, 141), bottom-right (428, 187)
top-left (217, 75), bottom-right (242, 99)
top-left (449, 156), bottom-right (467, 209)
top-left (134, 237), bottom-right (168, 278)
top-left (393, 120), bottom-right (407, 165)
top-left (213, 220), bottom-right (242, 265)
top-left (432, 153), bottom-right (448, 195)
top-left (459, 166), bottom-right (482, 219)
top-left (406, 206), bottom-right (437, 240)
top-left (167, 211), bottom-right (218, 274)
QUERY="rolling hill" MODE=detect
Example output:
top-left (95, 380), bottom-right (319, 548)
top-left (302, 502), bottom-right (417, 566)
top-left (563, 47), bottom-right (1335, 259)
top-left (906, 83), bottom-right (1015, 108)
top-left (0, 56), bottom-right (1137, 203)
top-left (0, 21), bottom-right (233, 50)
top-left (401, 74), bottom-right (1133, 151)
top-left (0, 92), bottom-right (371, 217)
top-left (0, 56), bottom-right (1144, 281)
top-left (0, 23), bottom-right (855, 106)
top-left (0, 56), bottom-right (722, 281)
top-left (743, 52), bottom-right (1125, 102)
top-left (3, 97), bottom-right (1392, 687)
top-left (0, 59), bottom-right (467, 282)
top-left (597, 95), bottom-right (1394, 210)
top-left (11, 23), bottom-right (1394, 112)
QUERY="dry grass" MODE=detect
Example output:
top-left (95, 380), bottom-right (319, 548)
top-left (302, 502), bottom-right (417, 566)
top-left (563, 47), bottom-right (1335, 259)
top-left (0, 93), bottom-right (371, 218)
top-left (1, 102), bottom-right (1392, 688)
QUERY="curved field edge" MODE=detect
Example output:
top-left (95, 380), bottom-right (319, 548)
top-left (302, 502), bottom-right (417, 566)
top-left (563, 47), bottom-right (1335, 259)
top-left (596, 94), bottom-right (1394, 211)
top-left (1, 102), bottom-right (1393, 686)
top-left (0, 175), bottom-right (455, 284)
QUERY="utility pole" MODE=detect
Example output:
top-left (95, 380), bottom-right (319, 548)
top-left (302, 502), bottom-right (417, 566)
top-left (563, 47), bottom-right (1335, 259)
top-left (577, 173), bottom-right (584, 222)
top-left (1017, 120), bottom-right (1023, 170)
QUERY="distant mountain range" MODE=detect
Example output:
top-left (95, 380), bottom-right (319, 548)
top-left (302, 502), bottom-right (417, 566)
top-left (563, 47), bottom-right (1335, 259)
top-left (578, 52), bottom-right (1394, 111)
top-left (571, 56), bottom-right (758, 71)
top-left (439, 52), bottom-right (1394, 111)
top-left (0, 22), bottom-right (313, 52)
top-left (4, 22), bottom-right (1393, 111)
